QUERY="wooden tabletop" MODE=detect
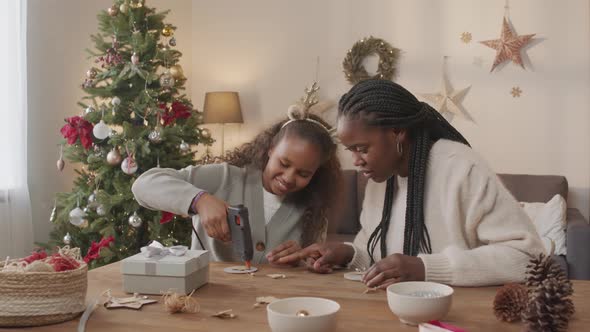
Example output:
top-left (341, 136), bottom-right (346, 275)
top-left (5, 261), bottom-right (590, 331)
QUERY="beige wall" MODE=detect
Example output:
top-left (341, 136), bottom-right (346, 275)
top-left (190, 0), bottom-right (590, 219)
top-left (28, 0), bottom-right (590, 245)
top-left (27, 0), bottom-right (192, 244)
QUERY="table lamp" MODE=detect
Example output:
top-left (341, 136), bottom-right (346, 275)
top-left (203, 91), bottom-right (243, 157)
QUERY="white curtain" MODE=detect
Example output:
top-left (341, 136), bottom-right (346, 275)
top-left (0, 0), bottom-right (33, 258)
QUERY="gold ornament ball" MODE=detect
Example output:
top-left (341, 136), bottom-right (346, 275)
top-left (119, 3), bottom-right (129, 14)
top-left (86, 68), bottom-right (97, 79)
top-left (159, 71), bottom-right (175, 88)
top-left (201, 128), bottom-right (211, 139)
top-left (107, 5), bottom-right (119, 16)
top-left (106, 148), bottom-right (122, 165)
top-left (168, 65), bottom-right (184, 79)
top-left (161, 25), bottom-right (174, 37)
top-left (129, 0), bottom-right (143, 9)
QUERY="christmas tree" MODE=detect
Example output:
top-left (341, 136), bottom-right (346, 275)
top-left (46, 0), bottom-right (213, 269)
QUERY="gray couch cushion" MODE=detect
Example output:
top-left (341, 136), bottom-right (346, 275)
top-left (497, 174), bottom-right (568, 203)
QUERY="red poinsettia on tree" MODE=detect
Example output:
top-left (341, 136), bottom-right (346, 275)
top-left (160, 101), bottom-right (192, 126)
top-left (60, 116), bottom-right (94, 150)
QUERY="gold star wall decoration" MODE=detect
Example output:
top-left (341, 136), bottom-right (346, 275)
top-left (511, 86), bottom-right (522, 97)
top-left (480, 17), bottom-right (536, 72)
top-left (420, 75), bottom-right (473, 122)
top-left (460, 32), bottom-right (472, 44)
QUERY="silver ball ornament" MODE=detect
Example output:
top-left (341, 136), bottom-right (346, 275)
top-left (179, 140), bottom-right (190, 152)
top-left (128, 212), bottom-right (143, 228)
top-left (148, 128), bottom-right (162, 143)
top-left (63, 232), bottom-right (72, 245)
top-left (69, 207), bottom-right (86, 226)
top-left (85, 106), bottom-right (95, 115)
top-left (57, 158), bottom-right (65, 171)
top-left (121, 156), bottom-right (138, 175)
top-left (169, 37), bottom-right (176, 47)
top-left (111, 96), bottom-right (121, 106)
top-left (131, 52), bottom-right (140, 65)
top-left (96, 204), bottom-right (106, 216)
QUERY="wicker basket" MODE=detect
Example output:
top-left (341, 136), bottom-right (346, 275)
top-left (0, 258), bottom-right (88, 327)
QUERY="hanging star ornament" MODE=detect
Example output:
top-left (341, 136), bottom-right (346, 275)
top-left (480, 17), bottom-right (536, 72)
top-left (420, 76), bottom-right (473, 122)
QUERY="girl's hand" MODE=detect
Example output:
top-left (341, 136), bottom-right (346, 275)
top-left (278, 242), bottom-right (355, 273)
top-left (194, 193), bottom-right (230, 242)
top-left (267, 240), bottom-right (301, 267)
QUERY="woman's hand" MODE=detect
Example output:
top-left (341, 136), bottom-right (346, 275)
top-left (194, 193), bottom-right (230, 242)
top-left (362, 253), bottom-right (425, 289)
top-left (266, 240), bottom-right (302, 267)
top-left (278, 242), bottom-right (355, 273)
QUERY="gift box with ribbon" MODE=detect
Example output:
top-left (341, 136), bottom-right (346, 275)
top-left (121, 241), bottom-right (210, 295)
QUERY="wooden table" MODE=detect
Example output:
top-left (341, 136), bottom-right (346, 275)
top-left (4, 262), bottom-right (590, 331)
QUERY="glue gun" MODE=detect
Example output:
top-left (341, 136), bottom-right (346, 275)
top-left (227, 205), bottom-right (254, 269)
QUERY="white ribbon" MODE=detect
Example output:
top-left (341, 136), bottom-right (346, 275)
top-left (140, 240), bottom-right (188, 258)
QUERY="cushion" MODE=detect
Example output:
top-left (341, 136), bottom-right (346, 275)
top-left (520, 194), bottom-right (567, 255)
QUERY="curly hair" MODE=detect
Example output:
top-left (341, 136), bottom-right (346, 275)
top-left (224, 114), bottom-right (341, 246)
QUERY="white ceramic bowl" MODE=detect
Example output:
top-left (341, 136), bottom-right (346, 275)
top-left (387, 281), bottom-right (453, 326)
top-left (267, 297), bottom-right (340, 332)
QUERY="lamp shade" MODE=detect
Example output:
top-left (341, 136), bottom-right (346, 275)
top-left (203, 91), bottom-right (243, 124)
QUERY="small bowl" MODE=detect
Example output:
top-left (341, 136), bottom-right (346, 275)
top-left (267, 297), bottom-right (340, 332)
top-left (387, 281), bottom-right (453, 326)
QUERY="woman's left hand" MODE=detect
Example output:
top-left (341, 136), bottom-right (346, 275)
top-left (362, 253), bottom-right (425, 289)
top-left (266, 240), bottom-right (302, 267)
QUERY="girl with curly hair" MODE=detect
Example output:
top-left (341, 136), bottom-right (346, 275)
top-left (132, 113), bottom-right (341, 266)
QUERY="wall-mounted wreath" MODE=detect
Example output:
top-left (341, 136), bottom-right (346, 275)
top-left (342, 36), bottom-right (400, 85)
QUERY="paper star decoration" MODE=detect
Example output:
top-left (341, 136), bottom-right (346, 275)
top-left (511, 86), bottom-right (522, 97)
top-left (480, 17), bottom-right (535, 72)
top-left (420, 76), bottom-right (472, 122)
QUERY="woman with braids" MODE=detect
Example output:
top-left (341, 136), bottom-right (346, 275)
top-left (132, 113), bottom-right (341, 265)
top-left (279, 79), bottom-right (543, 287)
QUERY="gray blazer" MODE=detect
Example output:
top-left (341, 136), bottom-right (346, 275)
top-left (132, 163), bottom-right (306, 264)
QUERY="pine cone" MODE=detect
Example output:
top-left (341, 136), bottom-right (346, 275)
top-left (523, 279), bottom-right (575, 332)
top-left (523, 251), bottom-right (575, 332)
top-left (525, 254), bottom-right (569, 289)
top-left (493, 283), bottom-right (528, 322)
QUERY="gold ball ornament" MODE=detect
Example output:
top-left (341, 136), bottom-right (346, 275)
top-left (201, 128), bottom-right (211, 139)
top-left (161, 25), bottom-right (174, 37)
top-left (107, 5), bottom-right (119, 16)
top-left (168, 65), bottom-right (184, 79)
top-left (86, 68), bottom-right (97, 79)
top-left (106, 148), bottom-right (122, 165)
top-left (129, 0), bottom-right (143, 9)
top-left (119, 3), bottom-right (129, 14)
top-left (159, 71), bottom-right (175, 88)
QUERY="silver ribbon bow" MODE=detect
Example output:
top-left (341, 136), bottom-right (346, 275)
top-left (140, 240), bottom-right (188, 258)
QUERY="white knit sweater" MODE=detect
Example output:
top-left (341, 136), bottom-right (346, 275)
top-left (349, 139), bottom-right (545, 286)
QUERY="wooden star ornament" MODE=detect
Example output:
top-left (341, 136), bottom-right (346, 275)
top-left (480, 17), bottom-right (536, 72)
top-left (420, 76), bottom-right (472, 122)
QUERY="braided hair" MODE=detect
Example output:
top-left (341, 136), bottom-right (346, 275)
top-left (338, 79), bottom-right (470, 263)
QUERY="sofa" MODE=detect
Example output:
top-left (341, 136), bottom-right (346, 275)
top-left (326, 170), bottom-right (590, 280)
